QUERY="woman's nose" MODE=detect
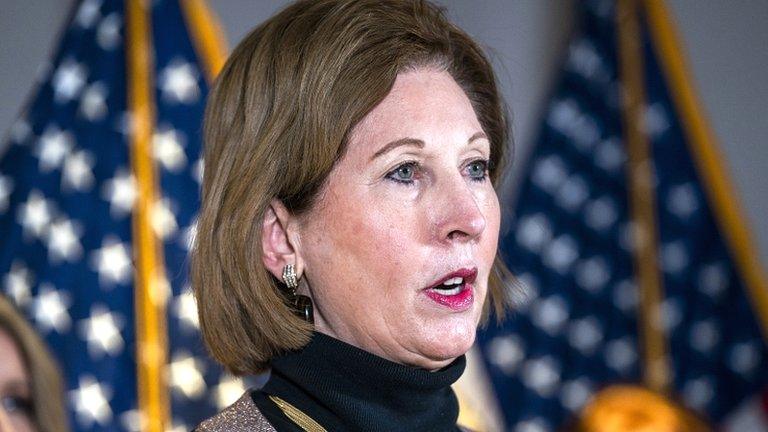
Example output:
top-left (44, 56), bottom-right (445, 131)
top-left (432, 176), bottom-right (487, 243)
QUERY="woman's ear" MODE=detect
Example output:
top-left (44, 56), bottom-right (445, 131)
top-left (261, 199), bottom-right (303, 281)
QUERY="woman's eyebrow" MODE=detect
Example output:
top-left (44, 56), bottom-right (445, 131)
top-left (2, 379), bottom-right (31, 395)
top-left (467, 131), bottom-right (488, 144)
top-left (370, 131), bottom-right (488, 162)
top-left (370, 138), bottom-right (424, 161)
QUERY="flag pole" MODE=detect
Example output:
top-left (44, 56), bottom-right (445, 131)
top-left (126, 0), bottom-right (170, 430)
top-left (180, 0), bottom-right (229, 83)
top-left (616, 0), bottom-right (671, 395)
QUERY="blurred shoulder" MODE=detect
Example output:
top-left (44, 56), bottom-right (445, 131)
top-left (194, 391), bottom-right (276, 432)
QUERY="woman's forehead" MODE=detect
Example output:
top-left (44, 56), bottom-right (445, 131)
top-left (0, 329), bottom-right (29, 389)
top-left (346, 69), bottom-right (484, 156)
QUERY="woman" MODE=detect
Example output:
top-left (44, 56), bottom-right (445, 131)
top-left (0, 295), bottom-right (69, 432)
top-left (193, 0), bottom-right (515, 430)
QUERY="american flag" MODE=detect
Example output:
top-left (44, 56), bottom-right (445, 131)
top-left (476, 0), bottom-right (768, 430)
top-left (0, 0), bottom-right (242, 430)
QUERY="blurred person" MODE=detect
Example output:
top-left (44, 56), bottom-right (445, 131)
top-left (569, 385), bottom-right (711, 432)
top-left (0, 295), bottom-right (68, 432)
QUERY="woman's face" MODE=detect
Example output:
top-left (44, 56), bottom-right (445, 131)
top-left (0, 329), bottom-right (35, 432)
top-left (297, 68), bottom-right (500, 370)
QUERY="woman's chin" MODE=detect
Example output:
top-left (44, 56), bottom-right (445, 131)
top-left (408, 319), bottom-right (477, 370)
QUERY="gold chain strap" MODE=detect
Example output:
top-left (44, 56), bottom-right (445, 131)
top-left (268, 395), bottom-right (328, 432)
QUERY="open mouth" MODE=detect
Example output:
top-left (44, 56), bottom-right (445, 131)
top-left (431, 276), bottom-right (465, 295)
top-left (424, 268), bottom-right (477, 311)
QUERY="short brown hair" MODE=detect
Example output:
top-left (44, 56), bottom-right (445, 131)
top-left (192, 0), bottom-right (515, 374)
top-left (0, 295), bottom-right (69, 432)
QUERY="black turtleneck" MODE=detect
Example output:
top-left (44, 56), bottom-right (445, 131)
top-left (250, 332), bottom-right (465, 432)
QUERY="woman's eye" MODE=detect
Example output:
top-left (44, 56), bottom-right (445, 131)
top-left (466, 159), bottom-right (489, 181)
top-left (1, 395), bottom-right (33, 415)
top-left (386, 162), bottom-right (419, 184)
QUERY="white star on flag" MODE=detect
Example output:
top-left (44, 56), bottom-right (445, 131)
top-left (36, 126), bottom-right (74, 172)
top-left (542, 234), bottom-right (579, 274)
top-left (698, 262), bottom-right (728, 299)
top-left (153, 127), bottom-right (187, 171)
top-left (594, 137), bottom-right (625, 174)
top-left (173, 289), bottom-right (199, 331)
top-left (213, 375), bottom-right (247, 410)
top-left (690, 320), bottom-right (720, 353)
top-left (643, 102), bottom-right (670, 137)
top-left (31, 283), bottom-right (71, 333)
top-left (10, 119), bottom-right (31, 144)
top-left (78, 305), bottom-right (125, 358)
top-left (604, 337), bottom-right (637, 373)
top-left (560, 378), bottom-right (593, 412)
top-left (114, 110), bottom-right (135, 137)
top-left (667, 182), bottom-right (699, 220)
top-left (62, 150), bottom-right (95, 192)
top-left (516, 213), bottom-right (552, 253)
top-left (45, 217), bottom-right (83, 263)
top-left (521, 356), bottom-right (561, 398)
top-left (52, 58), bottom-right (87, 103)
top-left (4, 261), bottom-right (34, 307)
top-left (513, 417), bottom-right (549, 432)
top-left (158, 59), bottom-right (200, 104)
top-left (168, 352), bottom-right (207, 400)
top-left (119, 409), bottom-right (145, 432)
top-left (102, 169), bottom-right (137, 217)
top-left (90, 236), bottom-right (133, 287)
top-left (96, 13), bottom-right (122, 51)
top-left (613, 279), bottom-right (638, 313)
top-left (486, 334), bottom-right (525, 375)
top-left (152, 198), bottom-right (178, 239)
top-left (17, 190), bottom-right (56, 240)
top-left (682, 377), bottom-right (715, 410)
top-left (584, 195), bottom-right (618, 231)
top-left (167, 420), bottom-right (190, 432)
top-left (575, 256), bottom-right (610, 293)
top-left (531, 295), bottom-right (568, 336)
top-left (70, 375), bottom-right (113, 427)
top-left (79, 82), bottom-right (108, 121)
top-left (567, 317), bottom-right (604, 355)
top-left (75, 0), bottom-right (101, 28)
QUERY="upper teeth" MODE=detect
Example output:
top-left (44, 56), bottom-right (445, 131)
top-left (443, 277), bottom-right (463, 286)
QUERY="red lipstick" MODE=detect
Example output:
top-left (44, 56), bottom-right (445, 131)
top-left (424, 268), bottom-right (477, 311)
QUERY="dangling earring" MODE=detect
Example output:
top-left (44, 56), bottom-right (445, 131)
top-left (282, 264), bottom-right (314, 323)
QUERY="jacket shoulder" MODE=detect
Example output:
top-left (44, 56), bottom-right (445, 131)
top-left (195, 391), bottom-right (276, 431)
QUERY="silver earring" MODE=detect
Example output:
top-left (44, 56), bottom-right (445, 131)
top-left (282, 264), bottom-right (298, 291)
top-left (281, 264), bottom-right (313, 323)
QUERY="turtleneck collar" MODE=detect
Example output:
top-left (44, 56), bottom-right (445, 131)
top-left (260, 332), bottom-right (465, 432)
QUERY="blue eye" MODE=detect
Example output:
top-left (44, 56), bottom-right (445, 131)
top-left (386, 162), bottom-right (419, 184)
top-left (1, 395), bottom-right (33, 415)
top-left (466, 159), bottom-right (489, 181)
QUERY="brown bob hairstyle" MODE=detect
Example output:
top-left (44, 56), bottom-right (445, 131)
top-left (192, 0), bottom-right (516, 375)
top-left (0, 295), bottom-right (69, 432)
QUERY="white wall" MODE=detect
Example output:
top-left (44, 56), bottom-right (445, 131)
top-left (1, 0), bottom-right (766, 267)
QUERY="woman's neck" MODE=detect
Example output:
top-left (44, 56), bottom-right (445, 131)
top-left (259, 331), bottom-right (465, 431)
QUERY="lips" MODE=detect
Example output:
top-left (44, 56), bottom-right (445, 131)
top-left (426, 267), bottom-right (477, 289)
top-left (424, 267), bottom-right (477, 311)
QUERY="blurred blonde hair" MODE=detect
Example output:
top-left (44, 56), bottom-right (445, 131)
top-left (193, 0), bottom-right (516, 374)
top-left (0, 295), bottom-right (69, 432)
top-left (572, 385), bottom-right (711, 432)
